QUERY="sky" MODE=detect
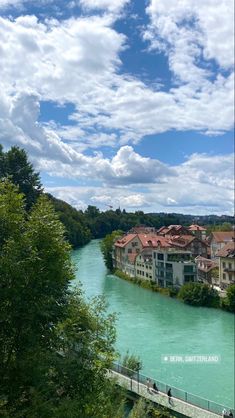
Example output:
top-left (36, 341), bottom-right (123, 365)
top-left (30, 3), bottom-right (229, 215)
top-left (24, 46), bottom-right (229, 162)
top-left (0, 0), bottom-right (234, 215)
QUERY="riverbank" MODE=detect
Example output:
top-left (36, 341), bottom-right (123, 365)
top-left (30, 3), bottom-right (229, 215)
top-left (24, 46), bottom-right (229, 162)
top-left (113, 269), bottom-right (234, 313)
top-left (72, 240), bottom-right (235, 407)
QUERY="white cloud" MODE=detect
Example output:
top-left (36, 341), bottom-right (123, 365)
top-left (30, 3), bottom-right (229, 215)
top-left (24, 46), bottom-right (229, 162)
top-left (45, 152), bottom-right (234, 215)
top-left (0, 7), bottom-right (234, 215)
top-left (79, 0), bottom-right (129, 14)
top-left (145, 0), bottom-right (234, 74)
top-left (0, 10), bottom-right (233, 152)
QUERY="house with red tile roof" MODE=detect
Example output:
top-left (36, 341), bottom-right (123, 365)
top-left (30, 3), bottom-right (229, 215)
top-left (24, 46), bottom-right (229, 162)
top-left (208, 231), bottom-right (235, 259)
top-left (129, 226), bottom-right (156, 234)
top-left (113, 233), bottom-right (171, 277)
top-left (157, 225), bottom-right (190, 236)
top-left (216, 241), bottom-right (235, 289)
top-left (113, 234), bottom-right (142, 274)
top-left (195, 256), bottom-right (219, 285)
top-left (168, 235), bottom-right (208, 258)
top-left (188, 224), bottom-right (207, 240)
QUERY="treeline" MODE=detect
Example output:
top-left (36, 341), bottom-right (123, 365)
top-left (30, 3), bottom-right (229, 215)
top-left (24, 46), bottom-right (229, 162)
top-left (0, 145), bottom-right (233, 250)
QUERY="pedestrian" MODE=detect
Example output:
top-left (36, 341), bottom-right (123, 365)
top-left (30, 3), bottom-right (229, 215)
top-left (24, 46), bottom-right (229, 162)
top-left (167, 388), bottom-right (172, 402)
top-left (153, 382), bottom-right (158, 393)
top-left (222, 409), bottom-right (227, 417)
top-left (146, 378), bottom-right (151, 392)
top-left (229, 410), bottom-right (233, 417)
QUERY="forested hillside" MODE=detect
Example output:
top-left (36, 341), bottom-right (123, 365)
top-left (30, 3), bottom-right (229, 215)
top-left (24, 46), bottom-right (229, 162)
top-left (0, 145), bottom-right (233, 249)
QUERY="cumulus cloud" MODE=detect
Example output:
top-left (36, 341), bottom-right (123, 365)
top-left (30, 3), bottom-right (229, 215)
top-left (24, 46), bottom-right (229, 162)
top-left (0, 4), bottom-right (234, 215)
top-left (79, 0), bottom-right (130, 14)
top-left (0, 10), bottom-right (233, 151)
top-left (45, 151), bottom-right (234, 215)
top-left (145, 0), bottom-right (234, 76)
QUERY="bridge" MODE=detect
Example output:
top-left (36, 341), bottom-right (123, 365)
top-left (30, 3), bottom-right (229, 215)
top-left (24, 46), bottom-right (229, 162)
top-left (109, 363), bottom-right (234, 418)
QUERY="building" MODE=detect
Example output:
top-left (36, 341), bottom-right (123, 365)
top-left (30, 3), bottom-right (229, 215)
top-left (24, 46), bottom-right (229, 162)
top-left (112, 234), bottom-right (142, 272)
top-left (129, 226), bottom-right (156, 234)
top-left (208, 231), bottom-right (235, 259)
top-left (113, 233), bottom-right (166, 272)
top-left (135, 250), bottom-right (153, 281)
top-left (157, 225), bottom-right (190, 236)
top-left (168, 235), bottom-right (208, 258)
top-left (153, 247), bottom-right (196, 288)
top-left (216, 242), bottom-right (235, 289)
top-left (188, 224), bottom-right (207, 240)
top-left (195, 256), bottom-right (219, 285)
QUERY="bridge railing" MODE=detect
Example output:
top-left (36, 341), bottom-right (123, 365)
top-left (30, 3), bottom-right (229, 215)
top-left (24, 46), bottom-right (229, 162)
top-left (111, 362), bottom-right (234, 416)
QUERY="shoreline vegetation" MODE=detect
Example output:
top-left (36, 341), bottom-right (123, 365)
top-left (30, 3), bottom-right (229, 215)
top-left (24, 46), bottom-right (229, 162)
top-left (113, 269), bottom-right (235, 313)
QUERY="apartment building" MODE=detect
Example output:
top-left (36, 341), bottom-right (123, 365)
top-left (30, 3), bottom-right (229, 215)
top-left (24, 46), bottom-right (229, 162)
top-left (153, 247), bottom-right (196, 288)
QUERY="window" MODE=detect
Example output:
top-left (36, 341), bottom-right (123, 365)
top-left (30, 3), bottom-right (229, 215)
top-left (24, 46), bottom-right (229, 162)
top-left (166, 263), bottom-right (172, 270)
top-left (228, 263), bottom-right (232, 270)
top-left (229, 274), bottom-right (233, 281)
top-left (146, 273), bottom-right (148, 278)
top-left (128, 248), bottom-right (132, 254)
top-left (222, 262), bottom-right (226, 268)
top-left (157, 253), bottom-right (164, 260)
top-left (184, 265), bottom-right (194, 273)
top-left (223, 273), bottom-right (226, 280)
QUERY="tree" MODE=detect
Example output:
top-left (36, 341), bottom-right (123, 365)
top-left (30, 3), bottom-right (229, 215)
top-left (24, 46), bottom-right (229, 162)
top-left (122, 351), bottom-right (142, 376)
top-left (178, 282), bottom-right (220, 307)
top-left (128, 398), bottom-right (149, 418)
top-left (0, 181), bottom-right (124, 418)
top-left (0, 145), bottom-right (42, 209)
top-left (221, 285), bottom-right (235, 313)
top-left (101, 230), bottom-right (124, 271)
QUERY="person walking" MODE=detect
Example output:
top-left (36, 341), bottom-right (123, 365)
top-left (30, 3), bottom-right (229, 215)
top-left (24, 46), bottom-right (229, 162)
top-left (229, 410), bottom-right (233, 417)
top-left (146, 378), bottom-right (151, 392)
top-left (222, 409), bottom-right (227, 417)
top-left (153, 382), bottom-right (158, 393)
top-left (167, 388), bottom-right (172, 403)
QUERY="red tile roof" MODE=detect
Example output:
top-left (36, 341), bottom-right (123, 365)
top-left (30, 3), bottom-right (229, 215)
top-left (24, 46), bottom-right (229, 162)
top-left (195, 256), bottom-right (218, 272)
top-left (115, 234), bottom-right (137, 248)
top-left (138, 234), bottom-right (171, 248)
top-left (216, 241), bottom-right (235, 258)
top-left (211, 231), bottom-right (235, 243)
top-left (188, 224), bottom-right (207, 231)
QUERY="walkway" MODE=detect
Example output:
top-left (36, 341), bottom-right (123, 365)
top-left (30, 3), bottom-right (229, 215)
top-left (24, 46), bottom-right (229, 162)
top-left (109, 363), bottom-right (234, 418)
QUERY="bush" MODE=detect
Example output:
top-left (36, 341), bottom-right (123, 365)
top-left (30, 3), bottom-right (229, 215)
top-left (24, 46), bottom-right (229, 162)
top-left (178, 282), bottom-right (220, 307)
top-left (221, 285), bottom-right (235, 313)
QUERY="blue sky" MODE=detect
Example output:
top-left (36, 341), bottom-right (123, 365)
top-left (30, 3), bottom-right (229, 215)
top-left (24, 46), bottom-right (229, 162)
top-left (0, 0), bottom-right (234, 214)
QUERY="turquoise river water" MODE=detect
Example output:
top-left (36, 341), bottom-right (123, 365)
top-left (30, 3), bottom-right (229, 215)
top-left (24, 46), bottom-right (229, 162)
top-left (71, 240), bottom-right (234, 409)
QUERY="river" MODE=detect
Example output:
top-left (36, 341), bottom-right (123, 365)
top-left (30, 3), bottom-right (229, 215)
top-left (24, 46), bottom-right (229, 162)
top-left (71, 239), bottom-right (234, 409)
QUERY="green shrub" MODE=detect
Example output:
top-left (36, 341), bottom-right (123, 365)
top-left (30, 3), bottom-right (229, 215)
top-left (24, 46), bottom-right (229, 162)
top-left (221, 285), bottom-right (235, 313)
top-left (178, 282), bottom-right (220, 307)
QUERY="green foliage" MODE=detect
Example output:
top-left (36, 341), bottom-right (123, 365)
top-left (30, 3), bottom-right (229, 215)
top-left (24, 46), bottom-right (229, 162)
top-left (206, 222), bottom-right (233, 233)
top-left (221, 285), bottom-right (235, 313)
top-left (47, 193), bottom-right (92, 248)
top-left (149, 405), bottom-right (174, 417)
top-left (121, 351), bottom-right (142, 377)
top-left (100, 230), bottom-right (123, 271)
top-left (0, 145), bottom-right (42, 209)
top-left (128, 398), bottom-right (150, 418)
top-left (178, 282), bottom-right (220, 307)
top-left (0, 181), bottom-right (124, 418)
